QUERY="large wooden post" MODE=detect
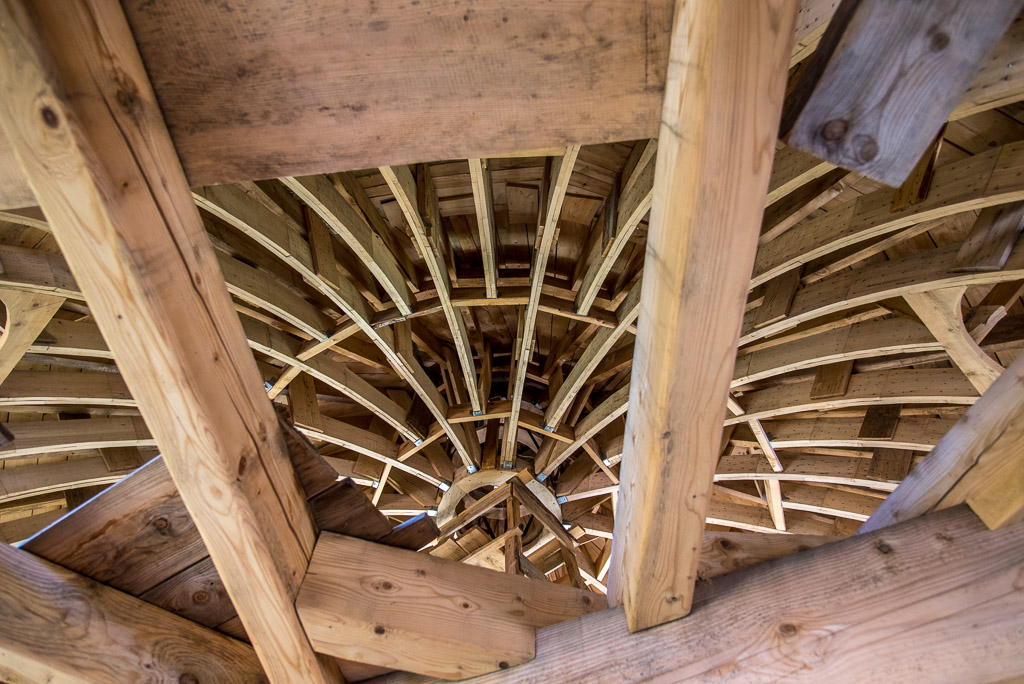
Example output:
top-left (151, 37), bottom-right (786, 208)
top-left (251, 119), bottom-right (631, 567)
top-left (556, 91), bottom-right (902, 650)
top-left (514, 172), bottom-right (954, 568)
top-left (0, 1), bottom-right (340, 680)
top-left (608, 0), bottom-right (799, 632)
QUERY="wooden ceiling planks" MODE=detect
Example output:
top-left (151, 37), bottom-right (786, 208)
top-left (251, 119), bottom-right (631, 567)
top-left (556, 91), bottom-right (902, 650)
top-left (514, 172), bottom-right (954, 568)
top-left (0, 1), bottom-right (1024, 680)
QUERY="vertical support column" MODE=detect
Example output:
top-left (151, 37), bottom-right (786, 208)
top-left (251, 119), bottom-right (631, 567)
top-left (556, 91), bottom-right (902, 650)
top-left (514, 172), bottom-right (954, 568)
top-left (608, 0), bottom-right (798, 632)
top-left (0, 2), bottom-right (340, 680)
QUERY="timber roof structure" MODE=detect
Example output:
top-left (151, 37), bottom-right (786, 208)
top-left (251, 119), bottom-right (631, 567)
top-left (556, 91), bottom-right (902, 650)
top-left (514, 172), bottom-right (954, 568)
top-left (0, 0), bottom-right (1023, 682)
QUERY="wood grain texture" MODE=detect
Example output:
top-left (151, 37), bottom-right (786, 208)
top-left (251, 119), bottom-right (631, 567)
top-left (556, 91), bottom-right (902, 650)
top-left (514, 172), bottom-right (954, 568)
top-left (0, 288), bottom-right (64, 383)
top-left (297, 533), bottom-right (606, 680)
top-left (781, 0), bottom-right (1023, 185)
top-left (608, 0), bottom-right (798, 632)
top-left (376, 507), bottom-right (1024, 683)
top-left (0, 2), bottom-right (337, 680)
top-left (750, 141), bottom-right (1024, 289)
top-left (863, 350), bottom-right (1024, 533)
top-left (0, 541), bottom-right (267, 684)
top-left (904, 285), bottom-right (1004, 393)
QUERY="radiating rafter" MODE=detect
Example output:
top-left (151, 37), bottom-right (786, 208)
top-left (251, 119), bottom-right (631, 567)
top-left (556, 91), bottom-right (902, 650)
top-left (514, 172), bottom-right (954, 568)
top-left (503, 146), bottom-right (581, 467)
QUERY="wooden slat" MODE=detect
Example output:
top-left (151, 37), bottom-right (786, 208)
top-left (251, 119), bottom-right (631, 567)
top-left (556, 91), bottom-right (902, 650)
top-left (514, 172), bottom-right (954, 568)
top-left (608, 0), bottom-right (798, 633)
top-left (0, 2), bottom-right (338, 680)
top-left (0, 541), bottom-right (267, 684)
top-left (296, 532), bottom-right (607, 679)
top-left (752, 267), bottom-right (800, 329)
top-left (386, 507), bottom-right (1024, 684)
top-left (286, 371), bottom-right (323, 433)
top-left (857, 404), bottom-right (903, 441)
top-left (781, 0), bottom-right (1023, 185)
top-left (866, 448), bottom-right (914, 483)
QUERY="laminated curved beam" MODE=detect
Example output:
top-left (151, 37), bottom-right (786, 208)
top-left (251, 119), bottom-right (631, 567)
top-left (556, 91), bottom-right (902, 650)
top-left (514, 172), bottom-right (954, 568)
top-left (750, 142), bottom-right (1024, 289)
top-left (740, 241), bottom-right (1024, 345)
top-left (503, 147), bottom-right (581, 465)
top-left (544, 286), bottom-right (640, 430)
top-left (0, 416), bottom-right (153, 459)
top-left (732, 316), bottom-right (938, 388)
top-left (0, 456), bottom-right (128, 504)
top-left (725, 368), bottom-right (978, 426)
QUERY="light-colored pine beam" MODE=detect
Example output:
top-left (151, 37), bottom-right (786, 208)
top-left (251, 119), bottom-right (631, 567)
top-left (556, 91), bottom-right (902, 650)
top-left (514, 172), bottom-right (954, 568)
top-left (0, 540), bottom-right (266, 683)
top-left (382, 164), bottom-right (483, 413)
top-left (503, 146), bottom-right (580, 466)
top-left (544, 285), bottom-right (640, 430)
top-left (0, 2), bottom-right (339, 680)
top-left (282, 174), bottom-right (415, 315)
top-left (607, 0), bottom-right (798, 633)
top-left (469, 157), bottom-right (499, 299)
top-left (0, 288), bottom-right (64, 384)
top-left (903, 286), bottom-right (1003, 394)
top-left (861, 350), bottom-right (1024, 533)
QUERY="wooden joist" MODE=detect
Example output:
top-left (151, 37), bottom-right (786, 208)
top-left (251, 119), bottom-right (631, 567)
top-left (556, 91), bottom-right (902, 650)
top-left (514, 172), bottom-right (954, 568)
top-left (0, 541), bottom-right (267, 683)
top-left (468, 158), bottom-right (499, 299)
top-left (296, 532), bottom-right (607, 680)
top-left (862, 350), bottom-right (1024, 533)
top-left (0, 2), bottom-right (338, 680)
top-left (383, 164), bottom-right (482, 413)
top-left (608, 0), bottom-right (798, 633)
top-left (503, 147), bottom-right (580, 466)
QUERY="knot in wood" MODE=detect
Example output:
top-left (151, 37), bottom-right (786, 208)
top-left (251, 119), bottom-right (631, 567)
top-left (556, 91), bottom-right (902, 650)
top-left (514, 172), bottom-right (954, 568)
top-left (779, 623), bottom-right (798, 639)
top-left (40, 107), bottom-right (59, 129)
top-left (821, 119), bottom-right (849, 142)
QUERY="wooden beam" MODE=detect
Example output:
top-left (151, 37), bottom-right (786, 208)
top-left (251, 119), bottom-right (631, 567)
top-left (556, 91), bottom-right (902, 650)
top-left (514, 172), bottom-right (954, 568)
top-left (781, 0), bottom-right (1023, 185)
top-left (468, 158), bottom-right (499, 299)
top-left (904, 286), bottom-right (1003, 393)
top-left (503, 147), bottom-right (580, 466)
top-left (0, 288), bottom-right (64, 384)
top-left (608, 0), bottom-right (798, 633)
top-left (283, 174), bottom-right (415, 315)
top-left (0, 541), bottom-right (266, 683)
top-left (750, 141), bottom-right (1024, 290)
top-left (0, 2), bottom-right (338, 680)
top-left (954, 201), bottom-right (1024, 272)
top-left (386, 507), bottom-right (1024, 683)
top-left (862, 351), bottom-right (1024, 533)
top-left (296, 532), bottom-right (607, 679)
top-left (382, 164), bottom-right (482, 413)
